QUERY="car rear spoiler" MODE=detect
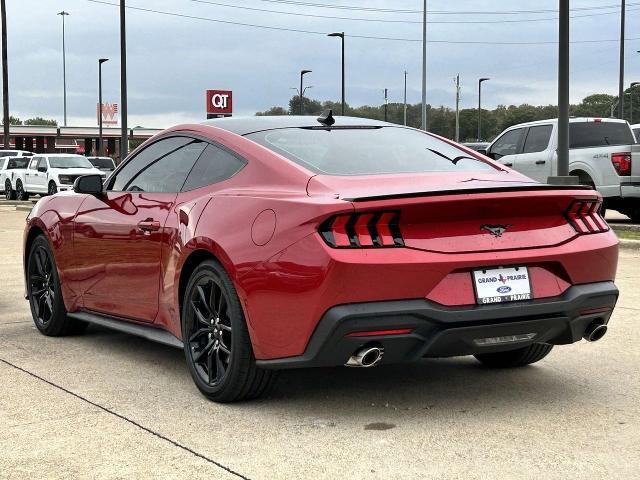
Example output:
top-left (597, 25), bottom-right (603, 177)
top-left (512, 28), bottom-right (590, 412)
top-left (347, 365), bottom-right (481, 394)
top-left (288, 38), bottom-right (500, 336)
top-left (344, 183), bottom-right (594, 202)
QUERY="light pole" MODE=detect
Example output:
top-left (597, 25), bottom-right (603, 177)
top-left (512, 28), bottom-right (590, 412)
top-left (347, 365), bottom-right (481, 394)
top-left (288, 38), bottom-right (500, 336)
top-left (477, 77), bottom-right (490, 141)
top-left (403, 71), bottom-right (408, 126)
top-left (421, 0), bottom-right (427, 130)
top-left (1, 0), bottom-right (9, 149)
top-left (618, 0), bottom-right (626, 119)
top-left (57, 11), bottom-right (69, 127)
top-left (328, 32), bottom-right (345, 115)
top-left (555, 0), bottom-right (571, 180)
top-left (299, 69), bottom-right (311, 115)
top-left (454, 74), bottom-right (460, 142)
top-left (384, 88), bottom-right (388, 122)
top-left (120, 0), bottom-right (128, 160)
top-left (98, 58), bottom-right (108, 157)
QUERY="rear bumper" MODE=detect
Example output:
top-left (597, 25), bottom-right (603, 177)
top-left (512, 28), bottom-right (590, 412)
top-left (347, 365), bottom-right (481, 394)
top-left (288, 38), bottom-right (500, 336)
top-left (256, 281), bottom-right (618, 369)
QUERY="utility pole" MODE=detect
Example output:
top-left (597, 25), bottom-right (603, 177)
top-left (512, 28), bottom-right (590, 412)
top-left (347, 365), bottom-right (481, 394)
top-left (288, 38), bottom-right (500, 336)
top-left (618, 0), bottom-right (626, 119)
top-left (1, 0), bottom-right (9, 149)
top-left (98, 58), bottom-right (108, 157)
top-left (550, 0), bottom-right (575, 184)
top-left (477, 78), bottom-right (489, 142)
top-left (403, 71), bottom-right (407, 126)
top-left (120, 0), bottom-right (128, 159)
top-left (384, 88), bottom-right (388, 122)
top-left (631, 82), bottom-right (640, 124)
top-left (454, 74), bottom-right (460, 142)
top-left (57, 11), bottom-right (69, 127)
top-left (421, 0), bottom-right (427, 131)
top-left (328, 32), bottom-right (345, 115)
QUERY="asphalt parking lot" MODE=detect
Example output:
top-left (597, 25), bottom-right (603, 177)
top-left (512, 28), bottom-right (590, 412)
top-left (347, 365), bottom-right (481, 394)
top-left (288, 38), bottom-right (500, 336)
top-left (1, 206), bottom-right (639, 480)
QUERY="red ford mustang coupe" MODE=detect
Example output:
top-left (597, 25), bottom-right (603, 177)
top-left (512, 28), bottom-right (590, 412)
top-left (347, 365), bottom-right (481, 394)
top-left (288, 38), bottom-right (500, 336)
top-left (23, 114), bottom-right (619, 402)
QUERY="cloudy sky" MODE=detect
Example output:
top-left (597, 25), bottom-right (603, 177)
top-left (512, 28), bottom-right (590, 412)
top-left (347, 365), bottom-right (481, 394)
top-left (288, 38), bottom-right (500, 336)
top-left (4, 0), bottom-right (640, 127)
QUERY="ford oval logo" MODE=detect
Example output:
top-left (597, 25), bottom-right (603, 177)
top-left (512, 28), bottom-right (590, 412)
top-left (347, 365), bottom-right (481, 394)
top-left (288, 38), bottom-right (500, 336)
top-left (497, 286), bottom-right (512, 294)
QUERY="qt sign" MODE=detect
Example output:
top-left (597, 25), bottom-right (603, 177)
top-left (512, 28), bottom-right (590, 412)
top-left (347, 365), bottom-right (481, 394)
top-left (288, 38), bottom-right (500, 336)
top-left (206, 90), bottom-right (233, 117)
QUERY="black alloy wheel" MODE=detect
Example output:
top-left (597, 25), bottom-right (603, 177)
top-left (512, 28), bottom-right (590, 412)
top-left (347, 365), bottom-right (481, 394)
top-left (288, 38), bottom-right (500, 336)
top-left (5, 180), bottom-right (15, 200)
top-left (28, 243), bottom-right (56, 328)
top-left (48, 182), bottom-right (58, 196)
top-left (16, 180), bottom-right (28, 201)
top-left (27, 235), bottom-right (87, 336)
top-left (186, 274), bottom-right (233, 387)
top-left (182, 260), bottom-right (278, 402)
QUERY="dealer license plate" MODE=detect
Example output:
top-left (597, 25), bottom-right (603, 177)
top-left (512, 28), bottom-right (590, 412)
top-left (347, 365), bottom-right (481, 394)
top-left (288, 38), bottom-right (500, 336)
top-left (472, 266), bottom-right (532, 305)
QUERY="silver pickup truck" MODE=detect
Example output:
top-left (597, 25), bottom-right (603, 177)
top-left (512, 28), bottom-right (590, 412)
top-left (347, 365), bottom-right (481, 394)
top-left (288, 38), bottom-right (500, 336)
top-left (482, 118), bottom-right (640, 220)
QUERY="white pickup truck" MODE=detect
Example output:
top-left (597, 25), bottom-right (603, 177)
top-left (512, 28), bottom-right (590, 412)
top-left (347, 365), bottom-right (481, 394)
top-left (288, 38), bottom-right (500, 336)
top-left (14, 154), bottom-right (105, 199)
top-left (481, 117), bottom-right (640, 220)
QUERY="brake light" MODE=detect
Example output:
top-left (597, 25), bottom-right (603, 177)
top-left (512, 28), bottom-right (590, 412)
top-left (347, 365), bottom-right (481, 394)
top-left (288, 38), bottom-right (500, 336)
top-left (565, 200), bottom-right (608, 234)
top-left (611, 152), bottom-right (631, 176)
top-left (320, 211), bottom-right (404, 248)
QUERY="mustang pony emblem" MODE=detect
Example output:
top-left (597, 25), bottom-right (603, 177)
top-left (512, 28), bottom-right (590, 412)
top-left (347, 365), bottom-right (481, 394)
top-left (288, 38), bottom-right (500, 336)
top-left (481, 224), bottom-right (512, 237)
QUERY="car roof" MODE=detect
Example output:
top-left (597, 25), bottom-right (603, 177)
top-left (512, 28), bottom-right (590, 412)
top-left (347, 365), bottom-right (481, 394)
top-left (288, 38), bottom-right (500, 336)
top-left (201, 115), bottom-right (393, 136)
top-left (505, 117), bottom-right (629, 129)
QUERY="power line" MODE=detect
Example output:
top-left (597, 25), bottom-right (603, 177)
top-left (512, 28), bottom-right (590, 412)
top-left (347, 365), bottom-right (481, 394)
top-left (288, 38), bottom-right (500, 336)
top-left (252, 0), bottom-right (640, 15)
top-left (189, 0), bottom-right (640, 25)
top-left (85, 0), bottom-right (640, 45)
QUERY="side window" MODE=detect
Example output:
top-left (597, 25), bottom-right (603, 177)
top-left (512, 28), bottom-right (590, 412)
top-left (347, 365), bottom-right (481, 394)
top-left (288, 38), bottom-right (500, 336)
top-left (182, 144), bottom-right (246, 191)
top-left (522, 125), bottom-right (553, 154)
top-left (37, 157), bottom-right (48, 170)
top-left (28, 158), bottom-right (40, 170)
top-left (110, 137), bottom-right (206, 193)
top-left (490, 128), bottom-right (525, 158)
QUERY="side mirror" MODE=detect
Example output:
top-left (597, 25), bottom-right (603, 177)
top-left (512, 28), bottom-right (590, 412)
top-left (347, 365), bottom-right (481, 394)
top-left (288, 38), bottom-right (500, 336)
top-left (477, 149), bottom-right (487, 155)
top-left (73, 174), bottom-right (103, 195)
top-left (37, 166), bottom-right (47, 172)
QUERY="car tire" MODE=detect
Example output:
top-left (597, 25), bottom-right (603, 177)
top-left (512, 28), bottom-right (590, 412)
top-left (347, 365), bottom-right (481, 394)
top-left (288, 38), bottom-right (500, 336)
top-left (181, 259), bottom-right (278, 403)
top-left (48, 182), bottom-right (58, 196)
top-left (27, 235), bottom-right (87, 336)
top-left (474, 343), bottom-right (553, 368)
top-left (15, 180), bottom-right (29, 201)
top-left (5, 180), bottom-right (15, 200)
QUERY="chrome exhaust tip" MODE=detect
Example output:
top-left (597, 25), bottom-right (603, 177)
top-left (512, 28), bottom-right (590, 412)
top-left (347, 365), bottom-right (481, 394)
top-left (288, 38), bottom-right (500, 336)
top-left (584, 321), bottom-right (608, 342)
top-left (345, 345), bottom-right (384, 367)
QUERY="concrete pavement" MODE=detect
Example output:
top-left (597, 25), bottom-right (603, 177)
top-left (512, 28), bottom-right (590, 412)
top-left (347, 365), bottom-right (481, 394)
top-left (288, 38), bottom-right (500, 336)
top-left (1, 208), bottom-right (639, 479)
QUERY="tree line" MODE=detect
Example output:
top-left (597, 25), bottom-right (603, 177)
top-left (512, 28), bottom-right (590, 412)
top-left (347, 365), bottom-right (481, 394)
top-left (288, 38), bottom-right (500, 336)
top-left (257, 90), bottom-right (640, 142)
top-left (8, 116), bottom-right (58, 126)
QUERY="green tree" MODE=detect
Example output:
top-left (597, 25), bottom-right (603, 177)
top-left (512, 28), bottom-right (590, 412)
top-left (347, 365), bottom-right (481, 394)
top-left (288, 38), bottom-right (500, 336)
top-left (24, 117), bottom-right (57, 126)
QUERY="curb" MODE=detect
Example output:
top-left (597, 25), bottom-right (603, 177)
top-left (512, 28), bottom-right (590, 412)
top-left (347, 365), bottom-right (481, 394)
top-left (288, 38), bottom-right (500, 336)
top-left (618, 238), bottom-right (640, 250)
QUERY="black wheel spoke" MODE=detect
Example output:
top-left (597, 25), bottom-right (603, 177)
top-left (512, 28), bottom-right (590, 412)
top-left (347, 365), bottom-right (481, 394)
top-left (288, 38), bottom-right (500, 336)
top-left (189, 328), bottom-right (209, 342)
top-left (218, 344), bottom-right (230, 355)
top-left (34, 251), bottom-right (45, 276)
top-left (218, 323), bottom-right (232, 332)
top-left (193, 340), bottom-right (214, 363)
top-left (196, 285), bottom-right (212, 315)
top-left (191, 301), bottom-right (210, 327)
top-left (215, 351), bottom-right (226, 381)
top-left (207, 349), bottom-right (214, 385)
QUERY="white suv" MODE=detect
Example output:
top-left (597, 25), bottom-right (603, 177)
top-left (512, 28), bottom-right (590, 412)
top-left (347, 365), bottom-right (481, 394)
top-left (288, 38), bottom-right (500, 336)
top-left (16, 154), bottom-right (105, 198)
top-left (483, 118), bottom-right (640, 219)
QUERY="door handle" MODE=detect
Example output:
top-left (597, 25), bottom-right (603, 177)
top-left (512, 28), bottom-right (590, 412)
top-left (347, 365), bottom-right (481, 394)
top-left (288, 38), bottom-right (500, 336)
top-left (137, 219), bottom-right (160, 232)
top-left (535, 160), bottom-right (546, 165)
top-left (504, 162), bottom-right (513, 167)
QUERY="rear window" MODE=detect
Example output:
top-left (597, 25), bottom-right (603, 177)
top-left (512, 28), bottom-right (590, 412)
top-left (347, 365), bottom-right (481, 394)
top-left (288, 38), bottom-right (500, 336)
top-left (88, 157), bottom-right (115, 169)
top-left (633, 128), bottom-right (640, 143)
top-left (570, 122), bottom-right (634, 149)
top-left (246, 127), bottom-right (495, 175)
top-left (7, 158), bottom-right (28, 169)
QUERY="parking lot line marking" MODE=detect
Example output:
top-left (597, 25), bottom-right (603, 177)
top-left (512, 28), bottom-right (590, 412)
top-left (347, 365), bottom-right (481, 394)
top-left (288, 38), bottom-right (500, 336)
top-left (0, 357), bottom-right (251, 480)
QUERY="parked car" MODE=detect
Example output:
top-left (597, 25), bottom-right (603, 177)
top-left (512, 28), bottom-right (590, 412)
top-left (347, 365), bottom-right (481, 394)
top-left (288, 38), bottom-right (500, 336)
top-left (462, 142), bottom-right (490, 152)
top-left (481, 118), bottom-right (639, 219)
top-left (0, 149), bottom-right (34, 158)
top-left (23, 115), bottom-right (619, 402)
top-left (2, 157), bottom-right (31, 200)
top-left (15, 154), bottom-right (105, 199)
top-left (86, 156), bottom-right (116, 172)
top-left (632, 124), bottom-right (639, 143)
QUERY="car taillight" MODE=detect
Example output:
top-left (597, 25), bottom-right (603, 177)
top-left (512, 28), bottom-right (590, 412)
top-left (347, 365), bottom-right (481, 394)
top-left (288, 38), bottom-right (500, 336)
top-left (319, 211), bottom-right (404, 248)
top-left (565, 200), bottom-right (609, 234)
top-left (611, 152), bottom-right (631, 176)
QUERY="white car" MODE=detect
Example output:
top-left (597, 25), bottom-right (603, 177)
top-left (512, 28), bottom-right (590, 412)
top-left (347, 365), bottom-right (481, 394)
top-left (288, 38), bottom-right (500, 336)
top-left (86, 156), bottom-right (116, 172)
top-left (15, 154), bottom-right (105, 199)
top-left (2, 156), bottom-right (32, 200)
top-left (482, 117), bottom-right (640, 219)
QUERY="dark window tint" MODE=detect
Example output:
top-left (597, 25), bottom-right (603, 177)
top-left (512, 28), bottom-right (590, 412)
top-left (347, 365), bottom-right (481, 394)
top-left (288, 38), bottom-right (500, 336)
top-left (633, 128), bottom-right (640, 143)
top-left (182, 144), bottom-right (245, 191)
top-left (569, 122), bottom-right (634, 149)
top-left (0, 152), bottom-right (15, 157)
top-left (111, 137), bottom-right (205, 192)
top-left (522, 125), bottom-right (553, 154)
top-left (247, 126), bottom-right (495, 175)
top-left (7, 158), bottom-right (28, 169)
top-left (37, 158), bottom-right (48, 170)
top-left (490, 128), bottom-right (525, 158)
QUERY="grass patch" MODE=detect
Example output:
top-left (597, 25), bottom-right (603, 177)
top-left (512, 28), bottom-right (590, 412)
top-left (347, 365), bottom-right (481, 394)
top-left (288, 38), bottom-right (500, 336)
top-left (613, 229), bottom-right (640, 241)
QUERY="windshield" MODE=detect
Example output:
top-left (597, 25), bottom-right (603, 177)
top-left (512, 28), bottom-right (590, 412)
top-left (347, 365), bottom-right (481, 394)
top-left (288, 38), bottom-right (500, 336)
top-left (246, 126), bottom-right (496, 175)
top-left (49, 156), bottom-right (94, 169)
top-left (88, 157), bottom-right (115, 169)
top-left (569, 122), bottom-right (635, 148)
top-left (7, 158), bottom-right (29, 169)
